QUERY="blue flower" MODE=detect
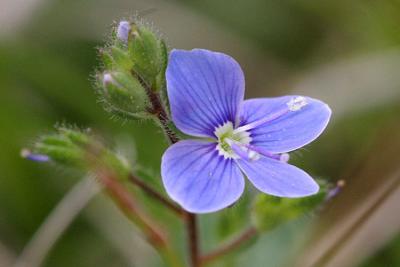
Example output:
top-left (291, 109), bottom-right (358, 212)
top-left (161, 49), bottom-right (331, 213)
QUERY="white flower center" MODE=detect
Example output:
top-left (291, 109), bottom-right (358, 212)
top-left (214, 121), bottom-right (251, 159)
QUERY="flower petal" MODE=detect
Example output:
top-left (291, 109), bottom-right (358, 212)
top-left (236, 156), bottom-right (319, 197)
top-left (240, 96), bottom-right (331, 153)
top-left (166, 49), bottom-right (245, 138)
top-left (161, 140), bottom-right (245, 213)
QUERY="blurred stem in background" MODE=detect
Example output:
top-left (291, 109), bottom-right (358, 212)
top-left (13, 177), bottom-right (100, 267)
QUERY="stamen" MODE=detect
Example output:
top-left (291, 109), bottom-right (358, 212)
top-left (248, 150), bottom-right (261, 161)
top-left (279, 153), bottom-right (290, 163)
top-left (226, 139), bottom-right (247, 159)
top-left (241, 144), bottom-right (289, 162)
top-left (214, 121), bottom-right (289, 162)
top-left (287, 96), bottom-right (307, 111)
top-left (227, 139), bottom-right (260, 161)
top-left (234, 96), bottom-right (308, 134)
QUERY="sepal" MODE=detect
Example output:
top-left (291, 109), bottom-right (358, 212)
top-left (99, 71), bottom-right (150, 119)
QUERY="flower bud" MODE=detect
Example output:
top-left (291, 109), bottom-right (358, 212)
top-left (99, 46), bottom-right (133, 72)
top-left (103, 73), bottom-right (113, 87)
top-left (128, 24), bottom-right (167, 90)
top-left (117, 20), bottom-right (131, 43)
top-left (23, 127), bottom-right (131, 178)
top-left (101, 71), bottom-right (149, 119)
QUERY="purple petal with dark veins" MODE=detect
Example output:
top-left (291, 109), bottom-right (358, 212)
top-left (161, 140), bottom-right (245, 213)
top-left (240, 96), bottom-right (331, 153)
top-left (236, 155), bottom-right (319, 197)
top-left (166, 49), bottom-right (245, 138)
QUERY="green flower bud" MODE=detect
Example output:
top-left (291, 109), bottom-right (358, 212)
top-left (30, 129), bottom-right (91, 168)
top-left (156, 40), bottom-right (169, 95)
top-left (35, 143), bottom-right (85, 167)
top-left (99, 48), bottom-right (114, 70)
top-left (101, 71), bottom-right (150, 119)
top-left (127, 24), bottom-right (167, 90)
top-left (22, 127), bottom-right (132, 179)
top-left (99, 46), bottom-right (134, 72)
top-left (110, 46), bottom-right (133, 71)
top-left (57, 127), bottom-right (90, 146)
top-left (252, 181), bottom-right (328, 232)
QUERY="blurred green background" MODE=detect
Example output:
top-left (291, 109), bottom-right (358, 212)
top-left (1, 0), bottom-right (400, 266)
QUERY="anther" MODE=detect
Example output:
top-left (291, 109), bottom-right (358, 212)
top-left (287, 96), bottom-right (308, 111)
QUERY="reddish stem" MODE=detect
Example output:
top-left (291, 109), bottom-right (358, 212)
top-left (99, 172), bottom-right (167, 247)
top-left (187, 213), bottom-right (200, 267)
top-left (137, 75), bottom-right (202, 266)
top-left (128, 173), bottom-right (185, 218)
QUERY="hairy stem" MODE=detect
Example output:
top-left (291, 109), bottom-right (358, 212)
top-left (144, 83), bottom-right (200, 267)
top-left (136, 71), bottom-right (200, 266)
top-left (200, 226), bottom-right (258, 265)
top-left (148, 88), bottom-right (179, 144)
top-left (128, 173), bottom-right (185, 218)
top-left (135, 71), bottom-right (179, 144)
top-left (98, 170), bottom-right (182, 267)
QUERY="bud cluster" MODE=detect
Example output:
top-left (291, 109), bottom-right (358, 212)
top-left (22, 126), bottom-right (131, 179)
top-left (97, 20), bottom-right (168, 120)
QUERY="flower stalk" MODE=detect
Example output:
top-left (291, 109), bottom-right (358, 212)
top-left (97, 170), bottom-right (183, 267)
top-left (187, 214), bottom-right (200, 267)
top-left (137, 71), bottom-right (200, 267)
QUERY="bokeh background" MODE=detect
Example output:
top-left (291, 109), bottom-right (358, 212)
top-left (1, 0), bottom-right (400, 266)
